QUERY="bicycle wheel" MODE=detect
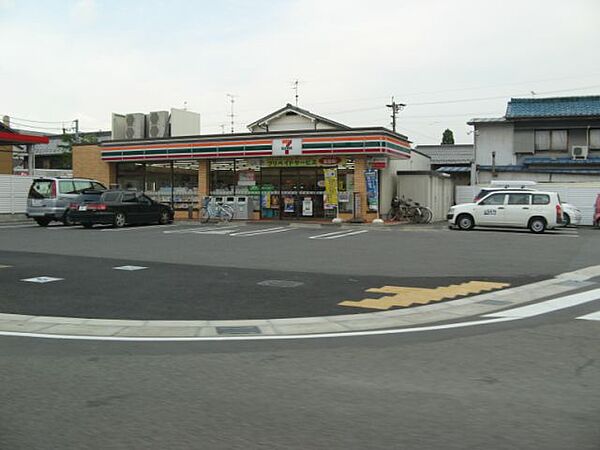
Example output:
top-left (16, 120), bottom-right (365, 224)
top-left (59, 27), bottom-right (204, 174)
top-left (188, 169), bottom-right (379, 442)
top-left (220, 205), bottom-right (234, 222)
top-left (386, 208), bottom-right (397, 221)
top-left (199, 207), bottom-right (211, 223)
top-left (421, 207), bottom-right (433, 224)
top-left (408, 208), bottom-right (421, 223)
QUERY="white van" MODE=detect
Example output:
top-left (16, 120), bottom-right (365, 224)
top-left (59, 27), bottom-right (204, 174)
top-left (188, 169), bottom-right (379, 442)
top-left (448, 190), bottom-right (563, 233)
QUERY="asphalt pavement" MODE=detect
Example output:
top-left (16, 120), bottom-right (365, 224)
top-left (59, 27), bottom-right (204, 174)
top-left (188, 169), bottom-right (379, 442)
top-left (0, 305), bottom-right (598, 450)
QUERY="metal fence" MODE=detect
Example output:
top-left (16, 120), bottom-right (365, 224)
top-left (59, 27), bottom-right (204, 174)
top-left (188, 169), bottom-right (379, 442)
top-left (0, 175), bottom-right (34, 214)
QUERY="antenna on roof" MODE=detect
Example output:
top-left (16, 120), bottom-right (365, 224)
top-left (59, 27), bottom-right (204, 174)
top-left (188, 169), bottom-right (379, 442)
top-left (291, 79), bottom-right (305, 107)
top-left (530, 91), bottom-right (537, 97)
top-left (226, 93), bottom-right (237, 133)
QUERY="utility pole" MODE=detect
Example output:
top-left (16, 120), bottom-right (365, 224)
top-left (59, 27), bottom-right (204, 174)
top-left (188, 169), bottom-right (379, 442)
top-left (73, 119), bottom-right (80, 142)
top-left (226, 94), bottom-right (236, 133)
top-left (386, 97), bottom-right (405, 133)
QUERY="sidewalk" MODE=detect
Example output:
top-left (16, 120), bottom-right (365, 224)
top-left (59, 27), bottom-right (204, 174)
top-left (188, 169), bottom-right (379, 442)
top-left (0, 214), bottom-right (30, 224)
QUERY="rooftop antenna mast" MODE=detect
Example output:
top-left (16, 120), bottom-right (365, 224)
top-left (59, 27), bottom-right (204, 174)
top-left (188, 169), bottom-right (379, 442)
top-left (292, 79), bottom-right (300, 107)
top-left (226, 93), bottom-right (237, 133)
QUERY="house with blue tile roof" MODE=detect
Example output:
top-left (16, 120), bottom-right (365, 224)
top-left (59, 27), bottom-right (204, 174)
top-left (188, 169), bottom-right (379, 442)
top-left (466, 95), bottom-right (600, 184)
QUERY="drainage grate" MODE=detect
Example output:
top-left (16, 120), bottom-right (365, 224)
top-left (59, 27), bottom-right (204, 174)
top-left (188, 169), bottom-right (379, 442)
top-left (257, 280), bottom-right (304, 288)
top-left (477, 299), bottom-right (512, 306)
top-left (216, 326), bottom-right (262, 335)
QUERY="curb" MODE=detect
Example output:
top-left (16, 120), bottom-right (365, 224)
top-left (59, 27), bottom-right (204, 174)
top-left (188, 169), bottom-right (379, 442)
top-left (0, 265), bottom-right (599, 339)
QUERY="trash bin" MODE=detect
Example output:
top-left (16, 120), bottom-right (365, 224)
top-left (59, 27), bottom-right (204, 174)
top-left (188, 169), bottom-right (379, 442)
top-left (225, 196), bottom-right (236, 219)
top-left (235, 196), bottom-right (249, 220)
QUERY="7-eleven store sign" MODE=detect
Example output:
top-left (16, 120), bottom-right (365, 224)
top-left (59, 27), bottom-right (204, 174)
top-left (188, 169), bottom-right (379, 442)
top-left (272, 138), bottom-right (302, 156)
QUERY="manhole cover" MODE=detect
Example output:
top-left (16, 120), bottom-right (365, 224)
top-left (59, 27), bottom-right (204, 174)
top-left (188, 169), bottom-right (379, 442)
top-left (216, 326), bottom-right (262, 335)
top-left (257, 280), bottom-right (304, 288)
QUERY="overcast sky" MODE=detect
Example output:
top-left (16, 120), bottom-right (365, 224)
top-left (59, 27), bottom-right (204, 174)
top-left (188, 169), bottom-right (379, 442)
top-left (2, 0), bottom-right (600, 145)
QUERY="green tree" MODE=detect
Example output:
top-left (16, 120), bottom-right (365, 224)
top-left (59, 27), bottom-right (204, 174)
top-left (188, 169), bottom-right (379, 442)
top-left (58, 133), bottom-right (98, 169)
top-left (441, 129), bottom-right (455, 145)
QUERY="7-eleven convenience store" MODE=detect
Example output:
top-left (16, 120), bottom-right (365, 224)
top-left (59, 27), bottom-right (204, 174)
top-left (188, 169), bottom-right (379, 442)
top-left (73, 104), bottom-right (414, 221)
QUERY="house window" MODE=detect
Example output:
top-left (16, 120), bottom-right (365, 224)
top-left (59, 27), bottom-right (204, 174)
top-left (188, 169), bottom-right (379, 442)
top-left (535, 130), bottom-right (567, 151)
top-left (590, 129), bottom-right (600, 150)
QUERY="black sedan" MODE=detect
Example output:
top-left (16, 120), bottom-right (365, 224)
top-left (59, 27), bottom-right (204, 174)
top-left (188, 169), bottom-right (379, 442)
top-left (68, 190), bottom-right (174, 228)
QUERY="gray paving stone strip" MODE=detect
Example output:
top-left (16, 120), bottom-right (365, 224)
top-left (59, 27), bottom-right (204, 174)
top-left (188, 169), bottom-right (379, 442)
top-left (0, 265), bottom-right (599, 338)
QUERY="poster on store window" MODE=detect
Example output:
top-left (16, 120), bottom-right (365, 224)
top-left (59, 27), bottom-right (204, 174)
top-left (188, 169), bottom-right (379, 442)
top-left (270, 194), bottom-right (280, 209)
top-left (302, 197), bottom-right (313, 216)
top-left (283, 196), bottom-right (295, 212)
top-left (365, 170), bottom-right (379, 212)
top-left (323, 168), bottom-right (338, 209)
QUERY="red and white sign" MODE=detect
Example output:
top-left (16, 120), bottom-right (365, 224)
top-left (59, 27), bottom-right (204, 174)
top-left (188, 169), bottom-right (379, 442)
top-left (272, 138), bottom-right (302, 156)
top-left (369, 156), bottom-right (388, 170)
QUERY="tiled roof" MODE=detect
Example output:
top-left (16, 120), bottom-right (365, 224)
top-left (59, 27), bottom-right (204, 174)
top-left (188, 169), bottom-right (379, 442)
top-left (506, 96), bottom-right (600, 119)
top-left (416, 144), bottom-right (473, 164)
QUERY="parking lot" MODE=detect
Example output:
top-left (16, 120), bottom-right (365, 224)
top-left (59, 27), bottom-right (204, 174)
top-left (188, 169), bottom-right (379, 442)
top-left (0, 220), bottom-right (595, 321)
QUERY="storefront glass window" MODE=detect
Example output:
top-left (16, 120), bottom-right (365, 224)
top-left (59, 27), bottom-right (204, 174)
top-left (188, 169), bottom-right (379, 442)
top-left (116, 163), bottom-right (144, 190)
top-left (172, 161), bottom-right (199, 211)
top-left (209, 160), bottom-right (235, 195)
top-left (145, 162), bottom-right (173, 204)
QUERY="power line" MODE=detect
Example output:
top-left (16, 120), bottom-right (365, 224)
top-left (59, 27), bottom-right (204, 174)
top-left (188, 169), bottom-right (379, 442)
top-left (2, 115), bottom-right (75, 124)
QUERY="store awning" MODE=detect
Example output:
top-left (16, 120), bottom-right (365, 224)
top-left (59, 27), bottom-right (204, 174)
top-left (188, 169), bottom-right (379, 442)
top-left (0, 130), bottom-right (49, 145)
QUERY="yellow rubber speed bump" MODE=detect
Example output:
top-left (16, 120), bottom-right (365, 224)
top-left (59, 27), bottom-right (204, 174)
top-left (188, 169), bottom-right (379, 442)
top-left (339, 281), bottom-right (510, 310)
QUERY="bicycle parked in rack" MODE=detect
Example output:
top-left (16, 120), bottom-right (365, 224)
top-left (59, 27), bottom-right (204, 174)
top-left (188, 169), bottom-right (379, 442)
top-left (199, 197), bottom-right (235, 223)
top-left (387, 196), bottom-right (433, 224)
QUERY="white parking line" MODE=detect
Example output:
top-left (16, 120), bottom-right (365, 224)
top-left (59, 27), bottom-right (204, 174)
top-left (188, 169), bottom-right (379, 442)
top-left (0, 224), bottom-right (38, 229)
top-left (230, 227), bottom-right (293, 237)
top-left (309, 229), bottom-right (369, 240)
top-left (576, 310), bottom-right (600, 321)
top-left (163, 226), bottom-right (237, 234)
top-left (102, 224), bottom-right (176, 232)
top-left (485, 288), bottom-right (600, 318)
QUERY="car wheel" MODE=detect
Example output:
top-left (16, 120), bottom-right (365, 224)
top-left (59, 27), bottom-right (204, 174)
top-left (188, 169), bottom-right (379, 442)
top-left (529, 217), bottom-right (546, 234)
top-left (62, 211), bottom-right (75, 226)
top-left (456, 214), bottom-right (474, 231)
top-left (82, 222), bottom-right (93, 229)
top-left (113, 212), bottom-right (126, 228)
top-left (159, 210), bottom-right (170, 225)
top-left (563, 213), bottom-right (570, 227)
top-left (35, 218), bottom-right (50, 227)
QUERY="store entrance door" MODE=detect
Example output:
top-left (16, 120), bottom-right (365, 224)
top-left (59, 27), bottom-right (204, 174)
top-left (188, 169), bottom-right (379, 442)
top-left (260, 168), bottom-right (325, 220)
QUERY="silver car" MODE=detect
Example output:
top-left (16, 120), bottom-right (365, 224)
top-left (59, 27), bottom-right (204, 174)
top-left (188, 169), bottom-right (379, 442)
top-left (26, 177), bottom-right (107, 226)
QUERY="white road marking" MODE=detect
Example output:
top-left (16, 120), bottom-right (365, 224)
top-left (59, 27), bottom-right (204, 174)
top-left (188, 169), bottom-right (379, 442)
top-left (0, 316), bottom-right (516, 342)
top-left (163, 226), bottom-right (225, 234)
top-left (102, 224), bottom-right (175, 232)
top-left (576, 310), bottom-right (600, 321)
top-left (485, 288), bottom-right (600, 318)
top-left (21, 276), bottom-right (64, 283)
top-left (113, 265), bottom-right (148, 271)
top-left (309, 229), bottom-right (368, 240)
top-left (0, 224), bottom-right (38, 229)
top-left (230, 227), bottom-right (293, 237)
top-left (190, 227), bottom-right (240, 235)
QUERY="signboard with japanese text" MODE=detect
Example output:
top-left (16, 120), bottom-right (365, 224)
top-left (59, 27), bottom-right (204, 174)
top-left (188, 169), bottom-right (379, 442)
top-left (323, 168), bottom-right (338, 209)
top-left (264, 156), bottom-right (346, 168)
top-left (365, 170), bottom-right (379, 212)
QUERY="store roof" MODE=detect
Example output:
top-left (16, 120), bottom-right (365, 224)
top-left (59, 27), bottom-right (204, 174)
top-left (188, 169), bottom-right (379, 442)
top-left (416, 144), bottom-right (473, 164)
top-left (506, 95), bottom-right (600, 119)
top-left (247, 103), bottom-right (351, 131)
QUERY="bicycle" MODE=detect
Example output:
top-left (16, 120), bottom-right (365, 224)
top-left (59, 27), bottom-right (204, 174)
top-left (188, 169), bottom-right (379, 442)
top-left (199, 198), bottom-right (235, 223)
top-left (387, 196), bottom-right (433, 224)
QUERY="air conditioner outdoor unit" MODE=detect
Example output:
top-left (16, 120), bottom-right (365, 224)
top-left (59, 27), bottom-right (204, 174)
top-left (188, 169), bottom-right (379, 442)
top-left (571, 145), bottom-right (588, 160)
top-left (125, 113), bottom-right (145, 139)
top-left (146, 111), bottom-right (170, 138)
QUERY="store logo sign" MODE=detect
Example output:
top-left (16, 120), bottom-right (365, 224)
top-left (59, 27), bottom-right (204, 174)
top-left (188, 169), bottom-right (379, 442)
top-left (272, 138), bottom-right (302, 156)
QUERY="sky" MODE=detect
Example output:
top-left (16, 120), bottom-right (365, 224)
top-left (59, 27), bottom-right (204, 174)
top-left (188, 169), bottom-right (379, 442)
top-left (1, 0), bottom-right (600, 145)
